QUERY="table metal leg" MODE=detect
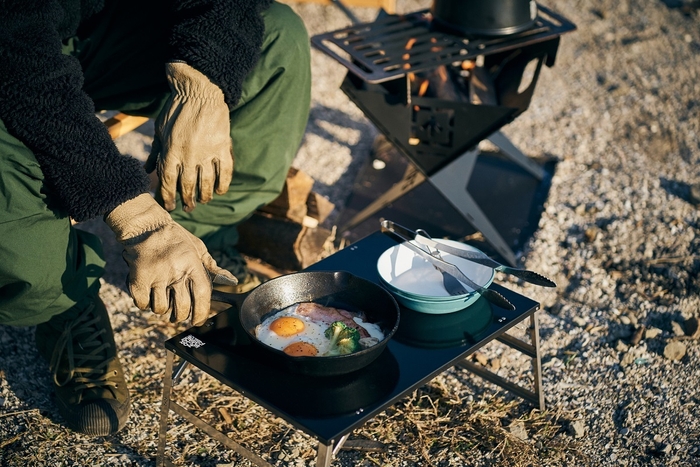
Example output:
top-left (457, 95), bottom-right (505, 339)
top-left (316, 441), bottom-right (334, 467)
top-left (314, 433), bottom-right (350, 467)
top-left (456, 311), bottom-right (545, 410)
top-left (529, 311), bottom-right (545, 410)
top-left (156, 350), bottom-right (276, 467)
top-left (156, 351), bottom-right (175, 467)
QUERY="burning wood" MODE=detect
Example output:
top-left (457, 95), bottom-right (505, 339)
top-left (408, 64), bottom-right (469, 102)
top-left (418, 79), bottom-right (430, 97)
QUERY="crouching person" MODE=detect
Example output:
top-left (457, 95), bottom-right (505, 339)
top-left (0, 0), bottom-right (311, 436)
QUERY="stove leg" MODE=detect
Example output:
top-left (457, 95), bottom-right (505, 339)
top-left (429, 148), bottom-right (518, 266)
top-left (339, 164), bottom-right (425, 233)
top-left (487, 130), bottom-right (546, 180)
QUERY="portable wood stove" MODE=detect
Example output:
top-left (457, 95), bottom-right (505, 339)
top-left (311, 3), bottom-right (576, 265)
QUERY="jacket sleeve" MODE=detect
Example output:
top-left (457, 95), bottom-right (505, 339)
top-left (0, 1), bottom-right (150, 222)
top-left (168, 0), bottom-right (274, 109)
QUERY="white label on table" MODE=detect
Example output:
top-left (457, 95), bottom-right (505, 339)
top-left (180, 335), bottom-right (205, 348)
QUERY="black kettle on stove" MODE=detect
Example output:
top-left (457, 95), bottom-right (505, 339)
top-left (431, 0), bottom-right (538, 37)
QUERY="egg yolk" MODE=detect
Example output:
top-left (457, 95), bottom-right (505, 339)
top-left (269, 316), bottom-right (305, 337)
top-left (283, 341), bottom-right (318, 357)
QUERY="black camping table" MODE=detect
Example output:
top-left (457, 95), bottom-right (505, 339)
top-left (155, 231), bottom-right (544, 467)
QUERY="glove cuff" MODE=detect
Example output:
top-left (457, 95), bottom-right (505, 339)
top-left (105, 193), bottom-right (173, 242)
top-left (166, 62), bottom-right (226, 100)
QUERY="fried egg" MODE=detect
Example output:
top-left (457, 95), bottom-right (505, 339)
top-left (255, 303), bottom-right (386, 357)
top-left (282, 341), bottom-right (318, 356)
top-left (255, 306), bottom-right (331, 356)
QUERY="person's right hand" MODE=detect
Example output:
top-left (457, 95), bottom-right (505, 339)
top-left (105, 193), bottom-right (237, 325)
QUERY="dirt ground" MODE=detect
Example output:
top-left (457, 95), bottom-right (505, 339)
top-left (1, 0), bottom-right (699, 466)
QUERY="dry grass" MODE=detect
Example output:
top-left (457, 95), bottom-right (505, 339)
top-left (142, 353), bottom-right (585, 467)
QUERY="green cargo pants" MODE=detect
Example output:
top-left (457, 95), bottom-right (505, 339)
top-left (0, 1), bottom-right (311, 326)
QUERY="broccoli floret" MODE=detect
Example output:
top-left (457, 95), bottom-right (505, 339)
top-left (324, 321), bottom-right (361, 356)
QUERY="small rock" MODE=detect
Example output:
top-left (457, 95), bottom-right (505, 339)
top-left (671, 321), bottom-right (685, 336)
top-left (584, 226), bottom-right (599, 242)
top-left (509, 421), bottom-right (528, 440)
top-left (489, 357), bottom-right (501, 371)
top-left (620, 351), bottom-right (636, 367)
top-left (570, 420), bottom-right (586, 438)
top-left (620, 427), bottom-right (630, 436)
top-left (473, 352), bottom-right (488, 366)
top-left (645, 327), bottom-right (663, 339)
top-left (663, 341), bottom-right (687, 361)
top-left (573, 316), bottom-right (588, 327)
top-left (683, 317), bottom-right (700, 338)
top-left (616, 340), bottom-right (630, 352)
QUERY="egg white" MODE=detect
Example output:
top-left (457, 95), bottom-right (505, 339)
top-left (353, 317), bottom-right (384, 340)
top-left (255, 307), bottom-right (331, 355)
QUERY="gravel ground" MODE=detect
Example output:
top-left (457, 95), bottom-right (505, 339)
top-left (1, 0), bottom-right (700, 466)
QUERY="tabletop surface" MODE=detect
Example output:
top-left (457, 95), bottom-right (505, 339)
top-left (166, 231), bottom-right (539, 444)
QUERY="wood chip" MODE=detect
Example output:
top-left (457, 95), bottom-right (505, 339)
top-left (218, 407), bottom-right (233, 425)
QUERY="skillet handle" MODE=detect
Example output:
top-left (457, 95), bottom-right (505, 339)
top-left (211, 289), bottom-right (247, 309)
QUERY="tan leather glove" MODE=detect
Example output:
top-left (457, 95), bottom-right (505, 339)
top-left (146, 61), bottom-right (233, 213)
top-left (105, 193), bottom-right (237, 326)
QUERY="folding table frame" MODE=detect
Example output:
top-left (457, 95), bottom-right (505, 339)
top-left (154, 233), bottom-right (545, 467)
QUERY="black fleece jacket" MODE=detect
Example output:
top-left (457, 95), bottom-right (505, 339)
top-left (0, 0), bottom-right (272, 222)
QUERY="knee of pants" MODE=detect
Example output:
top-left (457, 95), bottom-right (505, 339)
top-left (0, 225), bottom-right (105, 327)
top-left (261, 3), bottom-right (312, 80)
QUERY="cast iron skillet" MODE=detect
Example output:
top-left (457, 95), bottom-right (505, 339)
top-left (229, 270), bottom-right (400, 377)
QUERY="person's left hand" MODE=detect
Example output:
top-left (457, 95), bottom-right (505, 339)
top-left (146, 61), bottom-right (233, 213)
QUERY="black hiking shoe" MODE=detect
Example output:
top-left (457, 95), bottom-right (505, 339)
top-left (210, 246), bottom-right (261, 294)
top-left (35, 297), bottom-right (131, 436)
